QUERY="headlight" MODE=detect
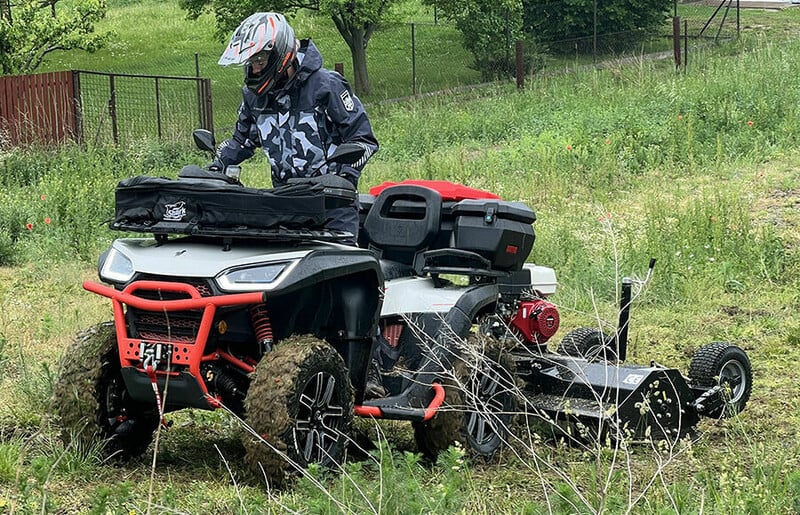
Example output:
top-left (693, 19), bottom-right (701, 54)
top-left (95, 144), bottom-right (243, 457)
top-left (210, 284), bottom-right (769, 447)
top-left (99, 247), bottom-right (135, 283)
top-left (216, 262), bottom-right (292, 292)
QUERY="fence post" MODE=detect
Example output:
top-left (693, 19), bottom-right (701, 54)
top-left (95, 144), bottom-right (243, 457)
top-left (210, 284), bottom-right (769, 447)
top-left (684, 20), bottom-right (688, 71)
top-left (411, 23), bottom-right (417, 96)
top-left (516, 40), bottom-right (524, 90)
top-left (155, 77), bottom-right (163, 140)
top-left (108, 74), bottom-right (118, 145)
top-left (201, 78), bottom-right (214, 133)
top-left (593, 0), bottom-right (597, 63)
top-left (72, 71), bottom-right (84, 145)
top-left (335, 62), bottom-right (344, 77)
top-left (673, 16), bottom-right (682, 70)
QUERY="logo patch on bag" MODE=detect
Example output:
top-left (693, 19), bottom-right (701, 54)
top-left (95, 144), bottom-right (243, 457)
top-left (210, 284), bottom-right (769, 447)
top-left (339, 90), bottom-right (355, 112)
top-left (163, 201), bottom-right (187, 222)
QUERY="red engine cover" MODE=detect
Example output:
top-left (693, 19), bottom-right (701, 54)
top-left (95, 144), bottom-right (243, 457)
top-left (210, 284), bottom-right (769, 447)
top-left (510, 299), bottom-right (560, 344)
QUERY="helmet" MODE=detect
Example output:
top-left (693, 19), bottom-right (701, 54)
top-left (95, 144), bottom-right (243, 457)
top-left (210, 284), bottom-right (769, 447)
top-left (218, 12), bottom-right (299, 96)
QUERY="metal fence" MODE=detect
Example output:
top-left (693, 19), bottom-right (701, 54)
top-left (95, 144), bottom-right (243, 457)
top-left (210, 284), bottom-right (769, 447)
top-left (75, 70), bottom-right (212, 146)
top-left (0, 70), bottom-right (212, 147)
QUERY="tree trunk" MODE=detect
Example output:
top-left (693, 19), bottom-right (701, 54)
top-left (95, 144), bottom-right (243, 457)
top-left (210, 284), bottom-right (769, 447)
top-left (331, 15), bottom-right (372, 97)
top-left (347, 29), bottom-right (370, 97)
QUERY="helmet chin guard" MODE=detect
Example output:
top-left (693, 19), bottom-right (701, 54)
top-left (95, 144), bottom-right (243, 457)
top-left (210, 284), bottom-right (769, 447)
top-left (219, 12), bottom-right (298, 96)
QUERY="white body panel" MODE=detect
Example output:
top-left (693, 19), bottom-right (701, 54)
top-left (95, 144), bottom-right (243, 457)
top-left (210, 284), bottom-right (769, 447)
top-left (525, 263), bottom-right (558, 296)
top-left (381, 276), bottom-right (467, 316)
top-left (381, 264), bottom-right (557, 317)
top-left (111, 238), bottom-right (321, 277)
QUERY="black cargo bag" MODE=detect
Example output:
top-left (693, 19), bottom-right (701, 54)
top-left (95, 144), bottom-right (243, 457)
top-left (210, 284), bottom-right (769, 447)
top-left (112, 171), bottom-right (355, 233)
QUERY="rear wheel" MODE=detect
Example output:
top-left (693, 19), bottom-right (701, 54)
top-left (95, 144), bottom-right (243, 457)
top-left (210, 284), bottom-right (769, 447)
top-left (51, 322), bottom-right (159, 460)
top-left (242, 335), bottom-right (354, 487)
top-left (461, 336), bottom-right (517, 459)
top-left (413, 336), bottom-right (517, 462)
top-left (688, 342), bottom-right (752, 418)
top-left (558, 327), bottom-right (617, 363)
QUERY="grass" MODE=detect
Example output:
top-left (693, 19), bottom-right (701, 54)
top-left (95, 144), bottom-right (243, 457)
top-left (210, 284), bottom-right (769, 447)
top-left (2, 4), bottom-right (800, 513)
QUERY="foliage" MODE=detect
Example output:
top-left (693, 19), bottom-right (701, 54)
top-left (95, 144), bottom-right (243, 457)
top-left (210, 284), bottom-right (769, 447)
top-left (0, 0), bottom-right (109, 75)
top-left (522, 0), bottom-right (671, 51)
top-left (177, 0), bottom-right (402, 95)
top-left (428, 0), bottom-right (544, 81)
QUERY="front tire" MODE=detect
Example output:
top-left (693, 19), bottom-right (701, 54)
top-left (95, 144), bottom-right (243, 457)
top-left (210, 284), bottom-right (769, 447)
top-left (51, 322), bottom-right (159, 460)
top-left (688, 342), bottom-right (752, 418)
top-left (242, 335), bottom-right (354, 487)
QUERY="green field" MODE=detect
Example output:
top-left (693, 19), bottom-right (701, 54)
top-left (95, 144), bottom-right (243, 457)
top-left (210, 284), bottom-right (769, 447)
top-left (2, 2), bottom-right (800, 513)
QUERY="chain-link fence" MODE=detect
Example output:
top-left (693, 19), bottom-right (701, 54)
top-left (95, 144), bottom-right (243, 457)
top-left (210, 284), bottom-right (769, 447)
top-left (75, 71), bottom-right (212, 146)
top-left (195, 4), bottom-right (739, 136)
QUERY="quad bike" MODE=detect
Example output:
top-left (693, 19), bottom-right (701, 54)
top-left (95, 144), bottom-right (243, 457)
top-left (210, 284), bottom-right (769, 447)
top-left (52, 130), bottom-right (752, 486)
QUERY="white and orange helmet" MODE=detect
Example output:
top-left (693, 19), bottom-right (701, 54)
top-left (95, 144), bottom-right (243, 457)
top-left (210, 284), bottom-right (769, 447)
top-left (219, 12), bottom-right (299, 96)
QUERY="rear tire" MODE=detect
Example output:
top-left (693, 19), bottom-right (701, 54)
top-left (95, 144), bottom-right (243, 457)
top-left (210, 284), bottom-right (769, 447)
top-left (461, 336), bottom-right (517, 460)
top-left (412, 384), bottom-right (465, 462)
top-left (413, 336), bottom-right (517, 462)
top-left (51, 322), bottom-right (159, 460)
top-left (242, 335), bottom-right (354, 487)
top-left (688, 342), bottom-right (752, 418)
top-left (558, 327), bottom-right (617, 363)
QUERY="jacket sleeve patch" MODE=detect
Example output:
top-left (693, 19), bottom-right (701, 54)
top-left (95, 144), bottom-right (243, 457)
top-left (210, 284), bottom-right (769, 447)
top-left (339, 90), bottom-right (355, 112)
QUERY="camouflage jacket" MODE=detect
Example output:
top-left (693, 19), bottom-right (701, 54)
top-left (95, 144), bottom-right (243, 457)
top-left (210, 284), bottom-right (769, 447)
top-left (216, 39), bottom-right (379, 186)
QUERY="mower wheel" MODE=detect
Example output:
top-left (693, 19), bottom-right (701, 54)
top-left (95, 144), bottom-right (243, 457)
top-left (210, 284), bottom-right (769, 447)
top-left (461, 336), bottom-right (517, 460)
top-left (51, 322), bottom-right (159, 460)
top-left (242, 335), bottom-right (354, 487)
top-left (688, 342), bottom-right (752, 418)
top-left (558, 327), bottom-right (617, 363)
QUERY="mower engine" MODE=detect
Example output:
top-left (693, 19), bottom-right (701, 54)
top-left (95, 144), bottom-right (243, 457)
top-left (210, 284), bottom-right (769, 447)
top-left (509, 298), bottom-right (560, 345)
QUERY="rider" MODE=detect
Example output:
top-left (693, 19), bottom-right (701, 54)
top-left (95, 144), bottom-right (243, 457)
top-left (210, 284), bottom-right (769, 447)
top-left (212, 12), bottom-right (379, 245)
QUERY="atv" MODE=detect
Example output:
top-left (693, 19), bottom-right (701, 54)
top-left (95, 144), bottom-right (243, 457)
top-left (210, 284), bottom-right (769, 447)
top-left (52, 130), bottom-right (752, 486)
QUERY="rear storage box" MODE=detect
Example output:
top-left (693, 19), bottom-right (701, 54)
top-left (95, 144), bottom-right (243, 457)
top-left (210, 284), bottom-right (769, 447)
top-left (451, 199), bottom-right (536, 271)
top-left (112, 172), bottom-right (355, 235)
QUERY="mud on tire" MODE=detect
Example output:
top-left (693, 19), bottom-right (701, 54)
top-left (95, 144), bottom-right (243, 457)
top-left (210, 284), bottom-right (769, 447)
top-left (242, 335), bottom-right (354, 487)
top-left (413, 335), bottom-right (517, 462)
top-left (51, 322), bottom-right (159, 459)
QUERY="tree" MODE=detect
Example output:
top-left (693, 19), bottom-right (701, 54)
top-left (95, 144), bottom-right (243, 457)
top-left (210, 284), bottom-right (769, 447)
top-left (426, 0), bottom-right (542, 81)
top-left (180, 0), bottom-right (400, 96)
top-left (0, 0), bottom-right (108, 76)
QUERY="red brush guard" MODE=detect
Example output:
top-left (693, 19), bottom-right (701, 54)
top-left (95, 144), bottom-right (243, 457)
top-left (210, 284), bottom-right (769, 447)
top-left (83, 280), bottom-right (266, 402)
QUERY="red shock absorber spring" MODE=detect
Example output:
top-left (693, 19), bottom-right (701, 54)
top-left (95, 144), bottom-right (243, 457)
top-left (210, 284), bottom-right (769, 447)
top-left (249, 304), bottom-right (274, 353)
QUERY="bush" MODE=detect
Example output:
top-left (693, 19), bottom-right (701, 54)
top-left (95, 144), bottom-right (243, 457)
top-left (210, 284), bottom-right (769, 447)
top-left (523, 0), bottom-right (670, 52)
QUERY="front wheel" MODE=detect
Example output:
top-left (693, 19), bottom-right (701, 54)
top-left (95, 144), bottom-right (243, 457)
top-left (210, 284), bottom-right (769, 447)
top-left (51, 322), bottom-right (159, 460)
top-left (242, 335), bottom-right (354, 487)
top-left (688, 342), bottom-right (752, 418)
